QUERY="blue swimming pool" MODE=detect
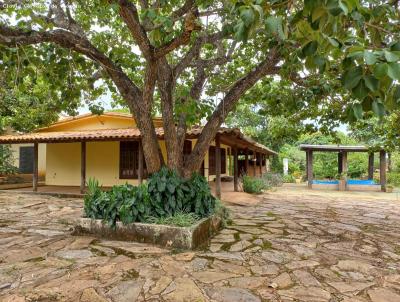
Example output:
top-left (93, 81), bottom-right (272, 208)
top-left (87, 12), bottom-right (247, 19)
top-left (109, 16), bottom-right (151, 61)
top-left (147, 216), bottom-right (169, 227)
top-left (313, 179), bottom-right (377, 185)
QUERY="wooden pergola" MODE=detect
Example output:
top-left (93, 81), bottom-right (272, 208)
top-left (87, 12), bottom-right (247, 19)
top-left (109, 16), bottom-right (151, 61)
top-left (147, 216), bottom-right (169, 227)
top-left (0, 127), bottom-right (277, 197)
top-left (300, 144), bottom-right (387, 192)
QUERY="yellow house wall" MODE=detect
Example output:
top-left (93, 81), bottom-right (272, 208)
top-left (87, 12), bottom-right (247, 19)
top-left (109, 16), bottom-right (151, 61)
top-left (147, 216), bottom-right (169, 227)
top-left (10, 143), bottom-right (46, 176)
top-left (46, 143), bottom-right (81, 186)
top-left (46, 140), bottom-right (168, 187)
top-left (45, 139), bottom-right (231, 187)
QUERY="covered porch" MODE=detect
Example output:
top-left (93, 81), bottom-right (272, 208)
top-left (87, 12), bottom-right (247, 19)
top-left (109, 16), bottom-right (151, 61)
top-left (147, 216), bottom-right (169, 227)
top-left (300, 144), bottom-right (387, 192)
top-left (0, 127), bottom-right (276, 199)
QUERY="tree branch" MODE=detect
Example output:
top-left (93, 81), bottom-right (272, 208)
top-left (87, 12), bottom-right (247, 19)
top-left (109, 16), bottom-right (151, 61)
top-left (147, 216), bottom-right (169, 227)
top-left (177, 62), bottom-right (207, 161)
top-left (184, 48), bottom-right (281, 173)
top-left (143, 0), bottom-right (196, 31)
top-left (48, 0), bottom-right (86, 37)
top-left (117, 0), bottom-right (154, 60)
top-left (173, 31), bottom-right (226, 79)
top-left (0, 25), bottom-right (143, 108)
top-left (154, 10), bottom-right (201, 59)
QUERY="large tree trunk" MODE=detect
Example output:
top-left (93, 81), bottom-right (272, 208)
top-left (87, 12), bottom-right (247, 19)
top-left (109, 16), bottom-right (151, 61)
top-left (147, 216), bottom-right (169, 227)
top-left (157, 58), bottom-right (184, 174)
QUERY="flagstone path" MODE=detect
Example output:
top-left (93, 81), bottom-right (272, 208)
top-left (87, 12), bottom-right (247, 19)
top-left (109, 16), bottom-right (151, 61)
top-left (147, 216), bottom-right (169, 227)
top-left (1, 187), bottom-right (400, 301)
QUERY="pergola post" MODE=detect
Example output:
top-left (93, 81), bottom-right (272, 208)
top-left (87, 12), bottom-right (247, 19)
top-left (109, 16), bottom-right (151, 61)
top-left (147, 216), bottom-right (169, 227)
top-left (307, 150), bottom-right (313, 189)
top-left (233, 147), bottom-right (239, 192)
top-left (215, 135), bottom-right (221, 199)
top-left (252, 151), bottom-right (256, 176)
top-left (305, 151), bottom-right (309, 181)
top-left (341, 152), bottom-right (348, 174)
top-left (264, 154), bottom-right (268, 173)
top-left (338, 152), bottom-right (343, 175)
top-left (244, 149), bottom-right (249, 175)
top-left (368, 153), bottom-right (374, 180)
top-left (138, 140), bottom-right (144, 184)
top-left (339, 151), bottom-right (348, 191)
top-left (259, 153), bottom-right (263, 177)
top-left (33, 142), bottom-right (38, 192)
top-left (338, 151), bottom-right (348, 174)
top-left (80, 142), bottom-right (86, 194)
top-left (380, 150), bottom-right (387, 192)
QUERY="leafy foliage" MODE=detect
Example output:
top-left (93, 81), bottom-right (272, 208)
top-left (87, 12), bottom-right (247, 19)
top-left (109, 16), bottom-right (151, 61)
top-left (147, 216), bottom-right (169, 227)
top-left (147, 167), bottom-right (216, 218)
top-left (119, 184), bottom-right (151, 224)
top-left (242, 175), bottom-right (267, 194)
top-left (0, 145), bottom-right (17, 175)
top-left (83, 169), bottom-right (219, 227)
top-left (282, 174), bottom-right (296, 183)
top-left (84, 178), bottom-right (107, 220)
top-left (84, 179), bottom-right (151, 227)
top-left (388, 172), bottom-right (400, 187)
top-left (2, 0), bottom-right (400, 174)
top-left (147, 167), bottom-right (190, 216)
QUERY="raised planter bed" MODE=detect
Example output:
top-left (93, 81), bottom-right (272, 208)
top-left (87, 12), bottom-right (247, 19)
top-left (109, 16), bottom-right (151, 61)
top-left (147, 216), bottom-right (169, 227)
top-left (75, 215), bottom-right (222, 250)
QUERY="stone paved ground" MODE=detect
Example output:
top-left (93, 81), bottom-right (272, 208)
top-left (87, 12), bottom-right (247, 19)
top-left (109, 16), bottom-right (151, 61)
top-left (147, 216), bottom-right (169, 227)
top-left (1, 186), bottom-right (400, 302)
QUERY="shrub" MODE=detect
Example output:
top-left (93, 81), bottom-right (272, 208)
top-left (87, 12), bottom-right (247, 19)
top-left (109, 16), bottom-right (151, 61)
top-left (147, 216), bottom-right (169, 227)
top-left (282, 174), bottom-right (296, 183)
top-left (292, 171), bottom-right (302, 179)
top-left (118, 183), bottom-right (151, 224)
top-left (186, 172), bottom-right (217, 217)
top-left (262, 173), bottom-right (283, 187)
top-left (242, 175), bottom-right (266, 194)
top-left (147, 167), bottom-right (187, 217)
top-left (147, 167), bottom-right (216, 218)
top-left (83, 168), bottom-right (220, 227)
top-left (84, 179), bottom-right (151, 226)
top-left (0, 145), bottom-right (17, 175)
top-left (84, 178), bottom-right (108, 220)
top-left (388, 172), bottom-right (400, 187)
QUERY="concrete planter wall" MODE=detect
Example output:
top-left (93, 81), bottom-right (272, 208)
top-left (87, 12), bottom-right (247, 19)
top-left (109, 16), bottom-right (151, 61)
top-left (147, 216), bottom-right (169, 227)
top-left (75, 215), bottom-right (222, 250)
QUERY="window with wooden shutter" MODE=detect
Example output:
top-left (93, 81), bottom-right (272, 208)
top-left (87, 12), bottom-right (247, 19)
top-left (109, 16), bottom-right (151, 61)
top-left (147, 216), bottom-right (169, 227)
top-left (221, 148), bottom-right (226, 174)
top-left (19, 146), bottom-right (34, 174)
top-left (208, 146), bottom-right (226, 175)
top-left (119, 141), bottom-right (147, 179)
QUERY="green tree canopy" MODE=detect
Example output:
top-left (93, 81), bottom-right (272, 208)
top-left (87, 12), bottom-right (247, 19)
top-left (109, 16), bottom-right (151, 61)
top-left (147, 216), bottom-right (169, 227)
top-left (0, 0), bottom-right (399, 175)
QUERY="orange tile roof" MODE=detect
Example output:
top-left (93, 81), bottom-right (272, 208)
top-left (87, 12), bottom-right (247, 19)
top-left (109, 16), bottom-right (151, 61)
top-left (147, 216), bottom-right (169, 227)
top-left (0, 126), bottom-right (276, 155)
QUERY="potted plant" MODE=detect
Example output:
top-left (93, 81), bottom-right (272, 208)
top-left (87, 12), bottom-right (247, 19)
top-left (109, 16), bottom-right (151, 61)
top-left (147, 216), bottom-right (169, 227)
top-left (386, 184), bottom-right (394, 193)
top-left (293, 171), bottom-right (302, 184)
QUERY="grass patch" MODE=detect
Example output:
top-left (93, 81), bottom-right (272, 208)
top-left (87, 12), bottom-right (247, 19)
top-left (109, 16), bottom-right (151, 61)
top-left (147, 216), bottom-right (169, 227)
top-left (145, 212), bottom-right (200, 227)
top-left (361, 224), bottom-right (379, 233)
top-left (266, 211), bottom-right (276, 217)
top-left (262, 240), bottom-right (272, 250)
top-left (122, 269), bottom-right (139, 280)
top-left (394, 246), bottom-right (400, 255)
top-left (57, 218), bottom-right (71, 226)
